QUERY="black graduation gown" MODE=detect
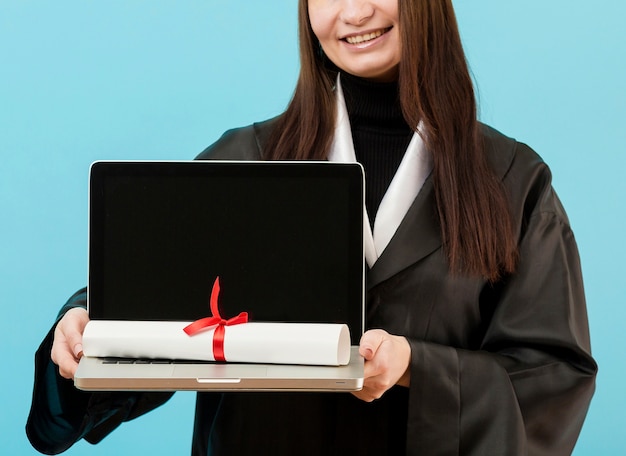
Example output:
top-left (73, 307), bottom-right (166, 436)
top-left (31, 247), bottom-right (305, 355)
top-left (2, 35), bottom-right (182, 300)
top-left (26, 119), bottom-right (596, 455)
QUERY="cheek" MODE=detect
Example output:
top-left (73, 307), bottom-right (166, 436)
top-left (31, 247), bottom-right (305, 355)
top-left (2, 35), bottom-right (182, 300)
top-left (307, 6), bottom-right (333, 44)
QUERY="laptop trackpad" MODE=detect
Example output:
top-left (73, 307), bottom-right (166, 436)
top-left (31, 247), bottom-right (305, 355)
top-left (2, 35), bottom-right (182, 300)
top-left (173, 364), bottom-right (268, 380)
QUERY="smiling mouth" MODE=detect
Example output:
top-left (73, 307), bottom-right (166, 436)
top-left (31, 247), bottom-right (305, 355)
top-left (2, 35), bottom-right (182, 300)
top-left (344, 27), bottom-right (392, 45)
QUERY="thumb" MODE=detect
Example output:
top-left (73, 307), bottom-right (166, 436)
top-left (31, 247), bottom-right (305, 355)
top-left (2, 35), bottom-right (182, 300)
top-left (64, 324), bottom-right (85, 358)
top-left (359, 329), bottom-right (388, 360)
top-left (63, 308), bottom-right (89, 358)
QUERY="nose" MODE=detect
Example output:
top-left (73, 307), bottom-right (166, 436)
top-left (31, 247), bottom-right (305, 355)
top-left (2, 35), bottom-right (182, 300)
top-left (339, 0), bottom-right (375, 26)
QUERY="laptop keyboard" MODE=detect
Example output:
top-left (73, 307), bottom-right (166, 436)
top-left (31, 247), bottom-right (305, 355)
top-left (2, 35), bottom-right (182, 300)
top-left (100, 358), bottom-right (213, 365)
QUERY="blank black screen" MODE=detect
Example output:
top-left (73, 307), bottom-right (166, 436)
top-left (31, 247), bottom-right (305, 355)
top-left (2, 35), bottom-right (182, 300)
top-left (89, 161), bottom-right (364, 342)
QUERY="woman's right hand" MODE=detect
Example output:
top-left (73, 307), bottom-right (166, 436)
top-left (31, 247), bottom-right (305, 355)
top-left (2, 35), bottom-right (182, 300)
top-left (51, 307), bottom-right (90, 379)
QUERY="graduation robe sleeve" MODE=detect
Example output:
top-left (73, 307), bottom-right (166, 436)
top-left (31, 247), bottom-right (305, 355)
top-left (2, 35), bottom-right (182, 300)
top-left (26, 294), bottom-right (175, 454)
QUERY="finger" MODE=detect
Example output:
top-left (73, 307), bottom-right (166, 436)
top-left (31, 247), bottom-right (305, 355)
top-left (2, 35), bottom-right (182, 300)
top-left (351, 390), bottom-right (376, 402)
top-left (53, 349), bottom-right (80, 379)
top-left (359, 329), bottom-right (387, 360)
top-left (352, 366), bottom-right (397, 402)
top-left (51, 332), bottom-right (79, 379)
top-left (351, 381), bottom-right (385, 403)
top-left (363, 350), bottom-right (386, 379)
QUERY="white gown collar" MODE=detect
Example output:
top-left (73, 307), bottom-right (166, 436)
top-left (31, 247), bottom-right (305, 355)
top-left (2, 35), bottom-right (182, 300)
top-left (327, 75), bottom-right (433, 268)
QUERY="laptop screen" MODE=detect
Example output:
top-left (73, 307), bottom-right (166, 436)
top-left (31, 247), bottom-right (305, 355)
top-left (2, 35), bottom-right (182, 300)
top-left (88, 161), bottom-right (364, 343)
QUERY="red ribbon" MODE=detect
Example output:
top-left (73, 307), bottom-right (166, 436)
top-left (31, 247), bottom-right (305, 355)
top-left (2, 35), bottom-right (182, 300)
top-left (183, 277), bottom-right (248, 362)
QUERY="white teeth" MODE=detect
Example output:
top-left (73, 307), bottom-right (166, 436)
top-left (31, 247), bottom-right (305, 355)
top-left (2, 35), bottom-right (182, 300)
top-left (346, 29), bottom-right (384, 45)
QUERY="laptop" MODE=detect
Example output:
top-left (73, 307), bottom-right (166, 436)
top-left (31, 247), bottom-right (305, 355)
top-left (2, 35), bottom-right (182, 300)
top-left (74, 160), bottom-right (365, 392)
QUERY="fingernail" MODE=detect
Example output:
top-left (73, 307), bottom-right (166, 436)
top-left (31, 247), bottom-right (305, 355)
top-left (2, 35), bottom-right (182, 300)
top-left (74, 344), bottom-right (83, 357)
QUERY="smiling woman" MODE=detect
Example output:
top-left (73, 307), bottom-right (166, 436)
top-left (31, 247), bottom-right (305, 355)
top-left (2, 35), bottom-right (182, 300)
top-left (25, 1), bottom-right (596, 455)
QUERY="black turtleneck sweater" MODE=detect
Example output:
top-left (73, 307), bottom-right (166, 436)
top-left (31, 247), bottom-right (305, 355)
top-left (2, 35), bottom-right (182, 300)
top-left (340, 72), bottom-right (414, 227)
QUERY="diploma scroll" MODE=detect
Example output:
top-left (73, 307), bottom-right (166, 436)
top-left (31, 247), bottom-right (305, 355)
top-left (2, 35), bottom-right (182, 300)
top-left (82, 320), bottom-right (351, 366)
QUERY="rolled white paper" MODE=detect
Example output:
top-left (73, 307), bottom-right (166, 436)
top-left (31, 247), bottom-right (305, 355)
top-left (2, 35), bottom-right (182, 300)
top-left (82, 321), bottom-right (351, 366)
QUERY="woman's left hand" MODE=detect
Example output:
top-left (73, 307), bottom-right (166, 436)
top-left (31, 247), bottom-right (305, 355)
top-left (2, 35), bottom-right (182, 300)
top-left (352, 329), bottom-right (411, 402)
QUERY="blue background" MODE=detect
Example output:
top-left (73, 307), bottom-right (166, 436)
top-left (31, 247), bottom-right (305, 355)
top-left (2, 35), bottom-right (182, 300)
top-left (1, 1), bottom-right (623, 454)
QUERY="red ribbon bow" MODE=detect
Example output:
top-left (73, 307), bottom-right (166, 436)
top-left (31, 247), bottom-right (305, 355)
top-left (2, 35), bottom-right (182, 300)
top-left (183, 277), bottom-right (248, 362)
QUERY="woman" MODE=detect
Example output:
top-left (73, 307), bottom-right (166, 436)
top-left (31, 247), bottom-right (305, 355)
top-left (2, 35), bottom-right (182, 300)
top-left (27, 1), bottom-right (596, 454)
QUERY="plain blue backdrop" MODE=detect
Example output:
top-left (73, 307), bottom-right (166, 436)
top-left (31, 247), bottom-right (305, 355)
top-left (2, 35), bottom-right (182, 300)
top-left (2, 1), bottom-right (624, 454)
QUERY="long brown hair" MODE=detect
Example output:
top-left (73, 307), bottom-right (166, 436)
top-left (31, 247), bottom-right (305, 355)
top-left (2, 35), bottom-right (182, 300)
top-left (265, 0), bottom-right (517, 281)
